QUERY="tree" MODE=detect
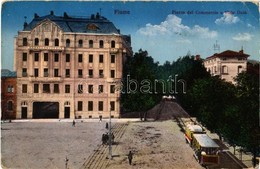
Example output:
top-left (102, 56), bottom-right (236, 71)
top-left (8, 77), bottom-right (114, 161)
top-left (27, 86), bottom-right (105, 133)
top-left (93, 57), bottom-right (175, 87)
top-left (121, 49), bottom-right (161, 115)
top-left (234, 71), bottom-right (260, 165)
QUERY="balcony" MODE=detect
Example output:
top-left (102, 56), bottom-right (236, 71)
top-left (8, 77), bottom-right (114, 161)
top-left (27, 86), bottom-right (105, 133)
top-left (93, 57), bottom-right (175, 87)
top-left (29, 76), bottom-right (63, 82)
top-left (110, 48), bottom-right (119, 54)
top-left (28, 46), bottom-right (64, 51)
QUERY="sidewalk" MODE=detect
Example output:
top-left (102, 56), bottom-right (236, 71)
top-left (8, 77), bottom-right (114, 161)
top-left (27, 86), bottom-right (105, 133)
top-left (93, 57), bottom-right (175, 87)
top-left (2, 118), bottom-right (140, 123)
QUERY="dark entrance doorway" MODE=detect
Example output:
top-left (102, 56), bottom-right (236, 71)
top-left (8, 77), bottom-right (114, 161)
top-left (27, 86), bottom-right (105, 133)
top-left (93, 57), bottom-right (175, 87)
top-left (33, 102), bottom-right (59, 118)
top-left (21, 107), bottom-right (27, 119)
top-left (64, 107), bottom-right (70, 118)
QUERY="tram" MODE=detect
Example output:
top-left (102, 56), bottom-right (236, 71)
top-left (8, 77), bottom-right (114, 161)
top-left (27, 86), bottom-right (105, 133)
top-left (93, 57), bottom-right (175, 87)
top-left (191, 134), bottom-right (220, 166)
top-left (184, 124), bottom-right (205, 145)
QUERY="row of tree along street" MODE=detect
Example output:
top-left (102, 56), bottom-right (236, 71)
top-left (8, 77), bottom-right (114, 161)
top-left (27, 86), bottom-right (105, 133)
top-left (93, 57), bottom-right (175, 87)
top-left (121, 49), bottom-right (259, 166)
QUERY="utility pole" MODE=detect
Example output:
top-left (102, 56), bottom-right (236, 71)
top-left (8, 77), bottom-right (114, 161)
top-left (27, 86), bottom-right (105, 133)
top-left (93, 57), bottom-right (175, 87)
top-left (108, 104), bottom-right (112, 159)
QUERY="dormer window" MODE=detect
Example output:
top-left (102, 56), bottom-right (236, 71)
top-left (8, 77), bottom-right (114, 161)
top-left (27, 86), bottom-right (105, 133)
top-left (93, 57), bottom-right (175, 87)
top-left (87, 23), bottom-right (99, 31)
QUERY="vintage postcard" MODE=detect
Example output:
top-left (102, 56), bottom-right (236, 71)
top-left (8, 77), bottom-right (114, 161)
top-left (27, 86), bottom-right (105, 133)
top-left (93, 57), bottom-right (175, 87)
top-left (1, 1), bottom-right (259, 169)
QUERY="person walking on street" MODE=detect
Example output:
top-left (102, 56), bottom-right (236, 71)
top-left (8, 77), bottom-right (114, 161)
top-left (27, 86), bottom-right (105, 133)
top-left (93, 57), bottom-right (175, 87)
top-left (72, 120), bottom-right (76, 127)
top-left (99, 115), bottom-right (102, 122)
top-left (128, 151), bottom-right (133, 165)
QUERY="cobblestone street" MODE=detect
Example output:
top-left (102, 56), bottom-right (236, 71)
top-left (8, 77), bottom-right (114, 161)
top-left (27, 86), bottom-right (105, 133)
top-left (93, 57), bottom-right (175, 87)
top-left (1, 120), bottom-right (203, 169)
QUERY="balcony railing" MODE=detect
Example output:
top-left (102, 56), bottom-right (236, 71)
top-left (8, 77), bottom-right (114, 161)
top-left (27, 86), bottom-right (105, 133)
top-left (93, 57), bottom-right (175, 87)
top-left (28, 46), bottom-right (65, 51)
top-left (29, 77), bottom-right (63, 82)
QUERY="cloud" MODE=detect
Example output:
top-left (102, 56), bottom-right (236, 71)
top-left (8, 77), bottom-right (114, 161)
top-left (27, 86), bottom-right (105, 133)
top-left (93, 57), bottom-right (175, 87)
top-left (176, 39), bottom-right (192, 44)
top-left (138, 14), bottom-right (217, 38)
top-left (215, 12), bottom-right (240, 25)
top-left (232, 33), bottom-right (252, 41)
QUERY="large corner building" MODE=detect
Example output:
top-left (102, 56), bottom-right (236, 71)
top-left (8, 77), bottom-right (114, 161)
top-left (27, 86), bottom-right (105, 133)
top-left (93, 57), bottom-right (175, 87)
top-left (14, 11), bottom-right (132, 119)
top-left (204, 50), bottom-right (249, 84)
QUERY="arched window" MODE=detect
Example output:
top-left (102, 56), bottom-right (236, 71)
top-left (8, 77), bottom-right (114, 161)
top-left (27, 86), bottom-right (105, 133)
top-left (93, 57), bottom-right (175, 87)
top-left (66, 39), bottom-right (70, 47)
top-left (99, 40), bottom-right (104, 48)
top-left (111, 40), bottom-right (115, 48)
top-left (45, 38), bottom-right (49, 46)
top-left (55, 39), bottom-right (59, 46)
top-left (89, 40), bottom-right (93, 48)
top-left (78, 40), bottom-right (83, 47)
top-left (238, 65), bottom-right (243, 73)
top-left (7, 101), bottom-right (13, 111)
top-left (23, 38), bottom-right (28, 46)
top-left (35, 38), bottom-right (39, 46)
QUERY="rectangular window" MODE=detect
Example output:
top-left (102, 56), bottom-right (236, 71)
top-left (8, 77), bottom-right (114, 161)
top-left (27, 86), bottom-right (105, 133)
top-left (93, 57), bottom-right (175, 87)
top-left (111, 70), bottom-right (115, 78)
top-left (54, 84), bottom-right (59, 93)
top-left (22, 84), bottom-right (27, 93)
top-left (88, 101), bottom-right (93, 111)
top-left (78, 54), bottom-right (83, 63)
top-left (34, 69), bottom-right (38, 77)
top-left (54, 53), bottom-right (59, 62)
top-left (99, 85), bottom-right (103, 94)
top-left (22, 68), bottom-right (27, 77)
top-left (34, 53), bottom-right (39, 61)
top-left (65, 69), bottom-right (70, 77)
top-left (111, 55), bottom-right (115, 63)
top-left (99, 55), bottom-right (103, 63)
top-left (88, 85), bottom-right (93, 94)
top-left (99, 40), bottom-right (104, 48)
top-left (98, 101), bottom-right (103, 111)
top-left (43, 84), bottom-right (50, 93)
top-left (89, 54), bottom-right (93, 63)
top-left (78, 69), bottom-right (83, 78)
top-left (44, 53), bottom-right (48, 61)
top-left (54, 69), bottom-right (59, 77)
top-left (89, 69), bottom-right (93, 78)
top-left (44, 68), bottom-right (48, 77)
top-left (34, 84), bottom-right (39, 93)
top-left (99, 70), bottom-right (104, 78)
top-left (23, 53), bottom-right (27, 61)
top-left (7, 85), bottom-right (14, 93)
top-left (66, 54), bottom-right (70, 62)
top-left (65, 84), bottom-right (70, 93)
top-left (78, 101), bottom-right (83, 111)
top-left (78, 84), bottom-right (83, 93)
top-left (110, 101), bottom-right (115, 111)
top-left (110, 85), bottom-right (115, 93)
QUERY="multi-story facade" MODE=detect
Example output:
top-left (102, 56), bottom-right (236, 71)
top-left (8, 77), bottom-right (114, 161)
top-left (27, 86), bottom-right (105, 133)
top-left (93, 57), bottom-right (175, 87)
top-left (14, 11), bottom-right (132, 119)
top-left (1, 69), bottom-right (17, 119)
top-left (204, 50), bottom-right (249, 83)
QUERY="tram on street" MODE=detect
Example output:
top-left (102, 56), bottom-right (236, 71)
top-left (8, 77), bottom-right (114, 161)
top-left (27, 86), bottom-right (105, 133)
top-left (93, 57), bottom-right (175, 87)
top-left (191, 134), bottom-right (220, 166)
top-left (184, 123), bottom-right (205, 145)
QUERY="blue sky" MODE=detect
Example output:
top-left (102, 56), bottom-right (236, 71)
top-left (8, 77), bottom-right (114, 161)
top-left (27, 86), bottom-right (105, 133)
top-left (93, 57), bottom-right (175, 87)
top-left (1, 1), bottom-right (259, 70)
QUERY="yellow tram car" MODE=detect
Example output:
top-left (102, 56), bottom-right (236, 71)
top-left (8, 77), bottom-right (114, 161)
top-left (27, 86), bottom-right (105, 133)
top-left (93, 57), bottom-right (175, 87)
top-left (185, 124), bottom-right (205, 145)
top-left (191, 134), bottom-right (220, 166)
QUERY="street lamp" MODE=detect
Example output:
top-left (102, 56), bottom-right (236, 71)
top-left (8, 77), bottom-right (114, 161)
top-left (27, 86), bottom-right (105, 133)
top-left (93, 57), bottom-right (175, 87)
top-left (108, 104), bottom-right (112, 159)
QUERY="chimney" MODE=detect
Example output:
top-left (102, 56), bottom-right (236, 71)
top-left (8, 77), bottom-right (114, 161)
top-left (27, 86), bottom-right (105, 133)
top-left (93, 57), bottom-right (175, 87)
top-left (64, 12), bottom-right (69, 18)
top-left (34, 13), bottom-right (39, 18)
top-left (195, 55), bottom-right (201, 60)
top-left (96, 12), bottom-right (100, 19)
top-left (91, 14), bottom-right (95, 19)
top-left (50, 11), bottom-right (54, 15)
top-left (23, 16), bottom-right (27, 29)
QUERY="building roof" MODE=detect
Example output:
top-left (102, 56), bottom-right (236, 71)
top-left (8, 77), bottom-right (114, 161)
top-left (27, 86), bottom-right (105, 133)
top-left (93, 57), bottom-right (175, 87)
top-left (23, 11), bottom-right (120, 34)
top-left (193, 134), bottom-right (219, 148)
top-left (205, 50), bottom-right (249, 60)
top-left (1, 69), bottom-right (17, 78)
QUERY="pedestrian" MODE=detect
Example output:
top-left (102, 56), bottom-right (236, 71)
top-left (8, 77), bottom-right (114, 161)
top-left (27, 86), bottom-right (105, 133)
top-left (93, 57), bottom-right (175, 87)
top-left (99, 115), bottom-right (102, 122)
top-left (72, 120), bottom-right (75, 127)
top-left (105, 122), bottom-right (109, 129)
top-left (127, 151), bottom-right (133, 165)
